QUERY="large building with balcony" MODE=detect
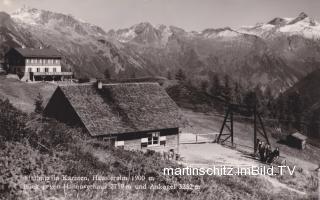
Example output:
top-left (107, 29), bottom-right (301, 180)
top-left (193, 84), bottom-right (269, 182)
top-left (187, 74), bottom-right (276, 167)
top-left (5, 47), bottom-right (73, 82)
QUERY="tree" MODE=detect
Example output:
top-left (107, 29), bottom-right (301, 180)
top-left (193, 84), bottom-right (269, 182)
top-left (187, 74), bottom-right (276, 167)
top-left (263, 86), bottom-right (273, 117)
top-left (210, 74), bottom-right (222, 97)
top-left (130, 71), bottom-right (136, 79)
top-left (175, 69), bottom-right (186, 82)
top-left (254, 84), bottom-right (263, 101)
top-left (308, 111), bottom-right (319, 138)
top-left (275, 94), bottom-right (285, 121)
top-left (34, 93), bottom-right (44, 114)
top-left (104, 68), bottom-right (111, 80)
top-left (167, 71), bottom-right (172, 80)
top-left (223, 74), bottom-right (232, 102)
top-left (243, 91), bottom-right (258, 108)
top-left (233, 82), bottom-right (243, 104)
top-left (0, 99), bottom-right (27, 141)
top-left (200, 80), bottom-right (209, 92)
top-left (264, 86), bottom-right (273, 101)
top-left (286, 92), bottom-right (303, 130)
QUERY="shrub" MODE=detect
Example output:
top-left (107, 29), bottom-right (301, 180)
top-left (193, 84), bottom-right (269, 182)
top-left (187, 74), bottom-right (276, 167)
top-left (34, 93), bottom-right (44, 114)
top-left (78, 77), bottom-right (90, 83)
top-left (0, 99), bottom-right (27, 141)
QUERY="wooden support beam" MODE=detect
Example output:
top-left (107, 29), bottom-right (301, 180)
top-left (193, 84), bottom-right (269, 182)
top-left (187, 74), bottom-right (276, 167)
top-left (258, 114), bottom-right (270, 145)
top-left (217, 106), bottom-right (234, 146)
top-left (230, 111), bottom-right (233, 146)
top-left (253, 107), bottom-right (257, 154)
top-left (217, 107), bottom-right (230, 142)
top-left (221, 135), bottom-right (231, 143)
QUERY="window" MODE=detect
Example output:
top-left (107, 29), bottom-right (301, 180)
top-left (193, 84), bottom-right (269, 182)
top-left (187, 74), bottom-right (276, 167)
top-left (160, 136), bottom-right (166, 146)
top-left (26, 59), bottom-right (29, 64)
top-left (115, 141), bottom-right (124, 149)
top-left (45, 68), bottom-right (49, 72)
top-left (147, 132), bottom-right (160, 146)
top-left (28, 68), bottom-right (32, 72)
top-left (36, 68), bottom-right (40, 72)
top-left (103, 137), bottom-right (116, 146)
top-left (53, 68), bottom-right (56, 72)
top-left (55, 59), bottom-right (59, 64)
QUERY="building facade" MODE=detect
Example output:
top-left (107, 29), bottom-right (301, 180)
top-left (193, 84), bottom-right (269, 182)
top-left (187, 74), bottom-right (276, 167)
top-left (5, 47), bottom-right (73, 82)
top-left (44, 82), bottom-right (181, 152)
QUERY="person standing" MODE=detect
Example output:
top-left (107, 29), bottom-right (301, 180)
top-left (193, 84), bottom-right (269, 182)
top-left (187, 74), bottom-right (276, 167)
top-left (255, 139), bottom-right (260, 156)
top-left (259, 142), bottom-right (266, 162)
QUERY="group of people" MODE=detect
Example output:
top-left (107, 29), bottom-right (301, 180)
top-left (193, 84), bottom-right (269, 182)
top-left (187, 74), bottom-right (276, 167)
top-left (255, 139), bottom-right (280, 164)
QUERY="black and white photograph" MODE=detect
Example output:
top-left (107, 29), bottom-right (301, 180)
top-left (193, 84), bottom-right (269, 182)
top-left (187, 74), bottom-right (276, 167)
top-left (0, 0), bottom-right (319, 199)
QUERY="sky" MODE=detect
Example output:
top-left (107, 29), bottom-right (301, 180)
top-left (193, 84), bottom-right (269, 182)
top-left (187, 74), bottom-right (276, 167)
top-left (0, 0), bottom-right (320, 31)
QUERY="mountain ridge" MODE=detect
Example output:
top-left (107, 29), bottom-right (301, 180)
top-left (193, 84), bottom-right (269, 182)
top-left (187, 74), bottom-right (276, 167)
top-left (1, 7), bottom-right (320, 95)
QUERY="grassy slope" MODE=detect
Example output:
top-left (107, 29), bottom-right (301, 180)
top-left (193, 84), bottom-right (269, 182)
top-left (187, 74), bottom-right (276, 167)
top-left (0, 76), bottom-right (318, 199)
top-left (0, 75), bottom-right (56, 112)
top-left (1, 138), bottom-right (311, 200)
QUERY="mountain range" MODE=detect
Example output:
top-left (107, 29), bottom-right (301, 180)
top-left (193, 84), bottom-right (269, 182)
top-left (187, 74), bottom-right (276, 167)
top-left (0, 7), bottom-right (320, 94)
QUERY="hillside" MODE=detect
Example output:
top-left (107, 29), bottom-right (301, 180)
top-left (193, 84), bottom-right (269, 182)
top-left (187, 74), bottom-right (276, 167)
top-left (284, 69), bottom-right (320, 110)
top-left (280, 69), bottom-right (320, 138)
top-left (0, 8), bottom-right (320, 94)
top-left (0, 75), bottom-right (56, 112)
top-left (0, 97), bottom-right (318, 200)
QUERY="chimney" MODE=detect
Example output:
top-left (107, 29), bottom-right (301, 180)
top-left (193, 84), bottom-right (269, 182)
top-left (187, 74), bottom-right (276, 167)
top-left (21, 45), bottom-right (26, 49)
top-left (97, 80), bottom-right (103, 89)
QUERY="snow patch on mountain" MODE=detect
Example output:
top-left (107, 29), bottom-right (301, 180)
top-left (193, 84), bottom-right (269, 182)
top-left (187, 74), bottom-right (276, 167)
top-left (238, 13), bottom-right (320, 39)
top-left (11, 7), bottom-right (41, 25)
top-left (117, 29), bottom-right (137, 43)
top-left (201, 28), bottom-right (242, 39)
top-left (279, 17), bottom-right (320, 39)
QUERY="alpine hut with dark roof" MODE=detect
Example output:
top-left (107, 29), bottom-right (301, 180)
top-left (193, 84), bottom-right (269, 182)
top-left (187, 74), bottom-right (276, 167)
top-left (44, 82), bottom-right (181, 152)
top-left (5, 47), bottom-right (73, 82)
top-left (286, 132), bottom-right (307, 150)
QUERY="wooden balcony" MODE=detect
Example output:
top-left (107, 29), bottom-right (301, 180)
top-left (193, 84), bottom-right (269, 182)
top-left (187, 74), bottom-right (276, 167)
top-left (29, 71), bottom-right (74, 82)
top-left (31, 72), bottom-right (73, 76)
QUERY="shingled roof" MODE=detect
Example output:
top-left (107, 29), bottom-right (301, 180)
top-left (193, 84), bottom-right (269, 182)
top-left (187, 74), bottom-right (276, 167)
top-left (290, 132), bottom-right (307, 141)
top-left (14, 48), bottom-right (62, 58)
top-left (56, 82), bottom-right (181, 136)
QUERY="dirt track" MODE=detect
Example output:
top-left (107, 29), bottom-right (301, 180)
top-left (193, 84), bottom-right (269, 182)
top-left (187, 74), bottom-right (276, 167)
top-left (179, 143), bottom-right (307, 195)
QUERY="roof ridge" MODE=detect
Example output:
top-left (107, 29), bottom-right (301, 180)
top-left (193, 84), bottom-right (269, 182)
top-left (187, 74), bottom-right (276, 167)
top-left (103, 82), bottom-right (159, 86)
top-left (58, 82), bottom-right (159, 88)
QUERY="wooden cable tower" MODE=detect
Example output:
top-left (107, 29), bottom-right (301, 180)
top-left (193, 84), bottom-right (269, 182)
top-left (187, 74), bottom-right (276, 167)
top-left (217, 103), bottom-right (270, 154)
